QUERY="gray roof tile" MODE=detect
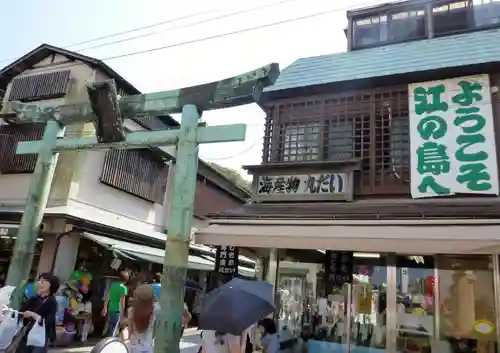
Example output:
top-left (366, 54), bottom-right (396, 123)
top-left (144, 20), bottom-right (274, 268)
top-left (264, 28), bottom-right (500, 92)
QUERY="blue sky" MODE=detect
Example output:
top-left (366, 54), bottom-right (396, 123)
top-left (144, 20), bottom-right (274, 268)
top-left (0, 0), bottom-right (383, 178)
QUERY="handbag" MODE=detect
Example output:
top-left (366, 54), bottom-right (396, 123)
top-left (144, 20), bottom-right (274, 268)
top-left (3, 297), bottom-right (49, 353)
top-left (26, 319), bottom-right (46, 347)
top-left (4, 322), bottom-right (33, 353)
top-left (0, 311), bottom-right (20, 349)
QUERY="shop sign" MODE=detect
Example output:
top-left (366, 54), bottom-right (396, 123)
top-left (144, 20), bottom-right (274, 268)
top-left (324, 251), bottom-right (353, 289)
top-left (255, 172), bottom-right (352, 201)
top-left (215, 245), bottom-right (239, 276)
top-left (0, 227), bottom-right (17, 237)
top-left (409, 74), bottom-right (498, 198)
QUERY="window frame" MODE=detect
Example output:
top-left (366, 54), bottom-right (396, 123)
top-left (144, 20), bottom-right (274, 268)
top-left (280, 122), bottom-right (321, 162)
top-left (350, 0), bottom-right (500, 50)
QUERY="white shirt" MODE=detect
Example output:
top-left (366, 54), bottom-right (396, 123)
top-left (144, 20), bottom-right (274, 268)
top-left (203, 330), bottom-right (241, 353)
top-left (128, 305), bottom-right (160, 353)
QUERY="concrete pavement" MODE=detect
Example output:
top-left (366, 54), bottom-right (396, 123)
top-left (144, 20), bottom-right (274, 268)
top-left (49, 328), bottom-right (202, 353)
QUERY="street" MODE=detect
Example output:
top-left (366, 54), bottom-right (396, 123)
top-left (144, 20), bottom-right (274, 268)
top-left (179, 330), bottom-right (202, 353)
top-left (49, 330), bottom-right (202, 353)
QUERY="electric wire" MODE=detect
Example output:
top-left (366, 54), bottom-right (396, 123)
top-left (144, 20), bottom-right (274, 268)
top-left (202, 137), bottom-right (263, 161)
top-left (71, 0), bottom-right (303, 54)
top-left (0, 0), bottom-right (306, 64)
top-left (0, 0), bottom-right (386, 66)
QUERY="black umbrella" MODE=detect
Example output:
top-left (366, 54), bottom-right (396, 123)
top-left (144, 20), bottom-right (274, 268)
top-left (198, 278), bottom-right (275, 335)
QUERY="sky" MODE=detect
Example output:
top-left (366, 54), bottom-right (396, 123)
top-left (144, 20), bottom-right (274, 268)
top-left (0, 0), bottom-right (386, 180)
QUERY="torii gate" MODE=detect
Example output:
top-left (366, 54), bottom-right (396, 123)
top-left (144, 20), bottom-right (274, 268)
top-left (5, 63), bottom-right (279, 353)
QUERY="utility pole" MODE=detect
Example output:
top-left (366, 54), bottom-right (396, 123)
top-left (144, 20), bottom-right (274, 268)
top-left (5, 64), bottom-right (279, 353)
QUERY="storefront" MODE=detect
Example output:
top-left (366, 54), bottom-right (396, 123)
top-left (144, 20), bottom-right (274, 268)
top-left (0, 224), bottom-right (42, 287)
top-left (196, 219), bottom-right (500, 353)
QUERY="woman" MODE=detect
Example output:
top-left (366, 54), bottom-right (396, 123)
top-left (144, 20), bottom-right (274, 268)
top-left (20, 273), bottom-right (59, 353)
top-left (125, 284), bottom-right (159, 353)
top-left (201, 331), bottom-right (243, 353)
top-left (257, 318), bottom-right (279, 353)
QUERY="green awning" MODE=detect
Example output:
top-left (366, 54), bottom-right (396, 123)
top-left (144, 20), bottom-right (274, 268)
top-left (83, 232), bottom-right (255, 276)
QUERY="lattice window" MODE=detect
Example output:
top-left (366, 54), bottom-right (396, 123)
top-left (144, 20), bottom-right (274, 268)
top-left (100, 149), bottom-right (168, 203)
top-left (374, 90), bottom-right (410, 188)
top-left (282, 122), bottom-right (320, 162)
top-left (0, 123), bottom-right (45, 174)
top-left (8, 70), bottom-right (71, 102)
top-left (266, 88), bottom-right (411, 195)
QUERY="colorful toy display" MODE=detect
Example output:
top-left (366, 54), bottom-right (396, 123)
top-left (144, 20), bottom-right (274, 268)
top-left (70, 269), bottom-right (92, 297)
top-left (53, 264), bottom-right (94, 345)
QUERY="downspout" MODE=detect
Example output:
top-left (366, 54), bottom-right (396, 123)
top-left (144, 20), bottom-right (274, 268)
top-left (49, 230), bottom-right (74, 272)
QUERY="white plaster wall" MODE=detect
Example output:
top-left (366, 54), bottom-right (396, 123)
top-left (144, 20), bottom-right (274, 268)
top-left (0, 53), bottom-right (210, 240)
top-left (0, 54), bottom-right (96, 208)
top-left (68, 149), bottom-right (166, 238)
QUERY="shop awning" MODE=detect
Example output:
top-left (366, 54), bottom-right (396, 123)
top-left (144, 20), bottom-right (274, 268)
top-left (194, 219), bottom-right (500, 255)
top-left (83, 233), bottom-right (255, 276)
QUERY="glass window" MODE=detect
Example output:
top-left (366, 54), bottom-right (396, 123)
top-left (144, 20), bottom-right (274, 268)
top-left (390, 116), bottom-right (410, 178)
top-left (432, 1), bottom-right (471, 34)
top-left (353, 15), bottom-right (388, 47)
top-left (276, 250), bottom-right (388, 352)
top-left (396, 256), bottom-right (436, 353)
top-left (437, 255), bottom-right (496, 353)
top-left (282, 123), bottom-right (320, 162)
top-left (326, 119), bottom-right (355, 161)
top-left (388, 8), bottom-right (426, 41)
top-left (472, 0), bottom-right (500, 27)
top-left (350, 254), bottom-right (388, 351)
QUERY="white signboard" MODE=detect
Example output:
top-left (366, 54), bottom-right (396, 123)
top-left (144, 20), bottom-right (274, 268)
top-left (257, 172), bottom-right (347, 195)
top-left (409, 74), bottom-right (498, 198)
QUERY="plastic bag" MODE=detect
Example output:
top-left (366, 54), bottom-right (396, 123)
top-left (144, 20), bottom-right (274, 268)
top-left (0, 311), bottom-right (20, 349)
top-left (0, 286), bottom-right (16, 319)
top-left (26, 318), bottom-right (46, 348)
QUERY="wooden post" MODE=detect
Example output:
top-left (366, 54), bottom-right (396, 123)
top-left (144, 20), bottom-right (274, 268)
top-left (6, 119), bottom-right (63, 307)
top-left (155, 105), bottom-right (200, 353)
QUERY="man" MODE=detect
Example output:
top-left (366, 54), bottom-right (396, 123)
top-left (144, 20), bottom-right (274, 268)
top-left (150, 273), bottom-right (191, 336)
top-left (102, 268), bottom-right (129, 337)
top-left (150, 272), bottom-right (162, 298)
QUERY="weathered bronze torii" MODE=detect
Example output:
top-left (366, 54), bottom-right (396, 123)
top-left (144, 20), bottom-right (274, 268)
top-left (5, 63), bottom-right (279, 353)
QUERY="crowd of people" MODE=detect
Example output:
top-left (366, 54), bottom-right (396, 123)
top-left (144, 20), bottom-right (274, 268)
top-left (3, 269), bottom-right (281, 353)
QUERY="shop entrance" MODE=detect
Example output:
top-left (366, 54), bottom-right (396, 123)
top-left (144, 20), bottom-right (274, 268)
top-left (276, 250), bottom-right (499, 353)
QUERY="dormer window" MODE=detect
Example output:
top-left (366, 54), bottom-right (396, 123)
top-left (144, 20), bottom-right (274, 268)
top-left (349, 0), bottom-right (500, 51)
top-left (471, 0), bottom-right (500, 27)
top-left (388, 8), bottom-right (426, 41)
top-left (352, 6), bottom-right (427, 49)
top-left (353, 15), bottom-right (388, 47)
top-left (432, 1), bottom-right (470, 34)
top-left (432, 0), bottom-right (500, 35)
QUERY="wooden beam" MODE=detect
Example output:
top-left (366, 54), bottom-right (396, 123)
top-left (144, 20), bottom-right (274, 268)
top-left (87, 80), bottom-right (126, 143)
top-left (16, 124), bottom-right (246, 154)
top-left (8, 63), bottom-right (280, 124)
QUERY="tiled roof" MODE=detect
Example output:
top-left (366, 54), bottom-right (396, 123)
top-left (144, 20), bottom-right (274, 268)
top-left (264, 28), bottom-right (500, 93)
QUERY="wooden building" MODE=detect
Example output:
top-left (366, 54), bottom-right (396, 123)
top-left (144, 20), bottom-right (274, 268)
top-left (0, 44), bottom-right (255, 284)
top-left (196, 1), bottom-right (500, 352)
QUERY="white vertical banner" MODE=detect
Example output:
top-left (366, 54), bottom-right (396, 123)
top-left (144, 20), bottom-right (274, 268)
top-left (401, 267), bottom-right (409, 294)
top-left (409, 74), bottom-right (498, 198)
